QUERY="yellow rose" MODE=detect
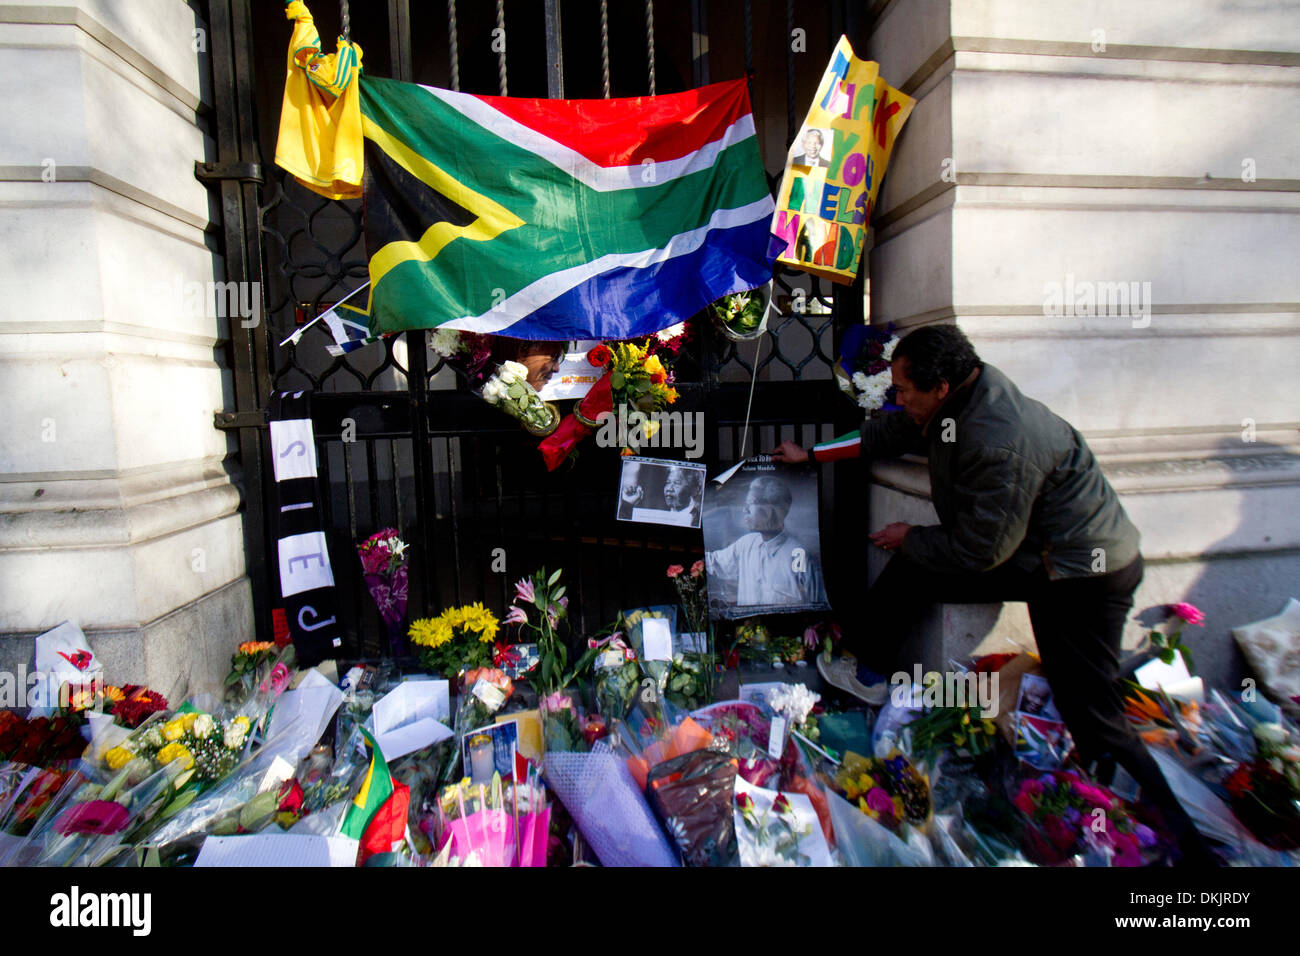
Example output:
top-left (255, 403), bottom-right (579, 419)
top-left (104, 746), bottom-right (133, 770)
top-left (157, 742), bottom-right (194, 770)
top-left (162, 718), bottom-right (186, 741)
top-left (643, 354), bottom-right (664, 377)
top-left (183, 712), bottom-right (199, 731)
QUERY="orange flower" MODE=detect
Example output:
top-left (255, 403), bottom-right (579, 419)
top-left (238, 640), bottom-right (276, 655)
top-left (104, 685), bottom-right (125, 703)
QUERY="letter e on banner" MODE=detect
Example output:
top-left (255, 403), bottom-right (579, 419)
top-left (278, 531), bottom-right (335, 596)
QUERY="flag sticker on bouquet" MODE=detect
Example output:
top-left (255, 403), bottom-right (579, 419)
top-left (351, 76), bottom-right (775, 340)
top-left (768, 36), bottom-right (915, 284)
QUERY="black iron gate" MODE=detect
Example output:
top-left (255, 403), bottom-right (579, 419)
top-left (203, 0), bottom-right (871, 655)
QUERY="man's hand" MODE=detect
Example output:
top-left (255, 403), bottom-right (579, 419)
top-left (869, 522), bottom-right (913, 552)
top-left (771, 440), bottom-right (809, 463)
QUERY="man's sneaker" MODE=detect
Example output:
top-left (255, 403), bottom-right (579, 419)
top-left (817, 653), bottom-right (887, 706)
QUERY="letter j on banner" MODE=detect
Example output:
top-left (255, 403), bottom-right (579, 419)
top-left (768, 36), bottom-right (915, 284)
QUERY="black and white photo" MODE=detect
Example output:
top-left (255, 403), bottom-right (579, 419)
top-left (702, 458), bottom-right (830, 619)
top-left (616, 457), bottom-right (706, 529)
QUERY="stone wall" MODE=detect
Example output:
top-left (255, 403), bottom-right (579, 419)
top-left (0, 0), bottom-right (250, 697)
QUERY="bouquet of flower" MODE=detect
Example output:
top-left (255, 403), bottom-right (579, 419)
top-left (667, 561), bottom-right (714, 706)
top-left (766, 683), bottom-right (822, 744)
top-left (540, 690), bottom-right (589, 754)
top-left (834, 750), bottom-right (931, 832)
top-left (710, 284), bottom-right (771, 341)
top-left (0, 765), bottom-right (80, 843)
top-left (359, 528), bottom-right (411, 656)
top-left (1221, 720), bottom-right (1300, 850)
top-left (0, 712), bottom-right (86, 767)
top-left (602, 341), bottom-right (679, 455)
top-left (734, 783), bottom-right (817, 867)
top-left (223, 640), bottom-right (280, 707)
top-left (428, 328), bottom-right (496, 386)
top-left (506, 568), bottom-right (570, 694)
top-left (1013, 770), bottom-right (1156, 866)
top-left (107, 684), bottom-right (169, 729)
top-left (907, 705), bottom-right (1000, 760)
top-left (481, 360), bottom-right (560, 436)
top-left (409, 603), bottom-right (499, 677)
top-left (433, 769), bottom-right (551, 867)
top-left (1141, 601), bottom-right (1204, 673)
top-left (835, 323), bottom-right (900, 414)
top-left (590, 633), bottom-right (640, 719)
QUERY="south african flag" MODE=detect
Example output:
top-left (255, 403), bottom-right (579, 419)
top-left (357, 76), bottom-right (775, 340)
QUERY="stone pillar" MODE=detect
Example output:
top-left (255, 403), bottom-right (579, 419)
top-left (0, 0), bottom-right (252, 696)
top-left (865, 0), bottom-right (1300, 689)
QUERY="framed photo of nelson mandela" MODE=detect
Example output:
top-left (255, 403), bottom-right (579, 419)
top-left (702, 457), bottom-right (830, 620)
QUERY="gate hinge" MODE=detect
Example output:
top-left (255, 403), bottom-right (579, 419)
top-left (214, 409), bottom-right (268, 430)
top-left (195, 161), bottom-right (264, 186)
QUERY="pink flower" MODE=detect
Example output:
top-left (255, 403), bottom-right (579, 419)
top-left (514, 578), bottom-right (535, 604)
top-left (1023, 779), bottom-right (1045, 797)
top-left (804, 627), bottom-right (819, 649)
top-left (1170, 602), bottom-right (1204, 626)
top-left (865, 788), bottom-right (896, 818)
top-left (1112, 832), bottom-right (1142, 867)
top-left (690, 560), bottom-right (704, 578)
top-left (666, 564), bottom-right (684, 579)
top-left (558, 596), bottom-right (569, 610)
top-left (541, 692), bottom-right (573, 713)
top-left (504, 605), bottom-right (528, 626)
top-left (1014, 791), bottom-right (1036, 815)
top-left (55, 800), bottom-right (130, 836)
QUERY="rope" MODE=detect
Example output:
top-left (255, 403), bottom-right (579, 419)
top-left (340, 0), bottom-right (350, 43)
top-left (785, 0), bottom-right (795, 145)
top-left (496, 0), bottom-right (507, 95)
top-left (645, 0), bottom-right (656, 95)
top-left (600, 0), bottom-right (611, 98)
top-left (447, 0), bottom-right (460, 91)
top-left (737, 331), bottom-right (765, 460)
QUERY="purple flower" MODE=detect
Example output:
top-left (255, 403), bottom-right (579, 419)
top-left (1135, 823), bottom-right (1158, 848)
top-left (503, 605), bottom-right (528, 626)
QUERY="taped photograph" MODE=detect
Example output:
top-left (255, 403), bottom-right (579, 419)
top-left (616, 456), bottom-right (706, 528)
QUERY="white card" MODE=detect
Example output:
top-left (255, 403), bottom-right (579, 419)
top-left (277, 532), bottom-right (335, 596)
top-left (471, 679), bottom-right (506, 712)
top-left (767, 716), bottom-right (787, 758)
top-left (641, 617), bottom-right (674, 661)
top-left (269, 419), bottom-right (319, 482)
top-left (196, 834), bottom-right (358, 868)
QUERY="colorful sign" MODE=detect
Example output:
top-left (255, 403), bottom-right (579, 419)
top-left (768, 37), bottom-right (915, 284)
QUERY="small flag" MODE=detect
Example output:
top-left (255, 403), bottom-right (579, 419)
top-left (358, 782), bottom-right (410, 864)
top-left (340, 727), bottom-right (394, 840)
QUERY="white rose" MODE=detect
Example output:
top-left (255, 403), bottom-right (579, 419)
top-left (482, 379), bottom-right (506, 403)
top-left (501, 360), bottom-right (529, 381)
top-left (193, 713), bottom-right (214, 739)
top-left (224, 723), bottom-right (247, 750)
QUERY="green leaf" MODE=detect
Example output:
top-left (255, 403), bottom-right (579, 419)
top-left (224, 672), bottom-right (242, 687)
top-left (1178, 645), bottom-right (1197, 675)
top-left (610, 371), bottom-right (625, 390)
top-left (1158, 649), bottom-right (1175, 665)
top-left (548, 568), bottom-right (562, 587)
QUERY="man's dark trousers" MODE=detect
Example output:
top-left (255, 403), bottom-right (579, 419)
top-left (845, 551), bottom-right (1213, 863)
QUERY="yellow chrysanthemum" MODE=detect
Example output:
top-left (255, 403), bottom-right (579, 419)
top-left (104, 746), bottom-right (133, 770)
top-left (104, 685), bottom-right (126, 703)
top-left (409, 617), bottom-right (451, 648)
top-left (157, 742), bottom-right (194, 770)
top-left (162, 718), bottom-right (186, 741)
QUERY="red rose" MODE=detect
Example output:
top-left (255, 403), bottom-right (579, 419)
top-left (587, 344), bottom-right (612, 367)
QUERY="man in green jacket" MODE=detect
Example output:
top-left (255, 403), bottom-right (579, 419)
top-left (774, 324), bottom-right (1214, 865)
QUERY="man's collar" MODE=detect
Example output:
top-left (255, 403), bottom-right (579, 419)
top-left (921, 365), bottom-right (983, 437)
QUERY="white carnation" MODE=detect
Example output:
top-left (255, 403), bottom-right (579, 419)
top-left (881, 337), bottom-right (897, 360)
top-left (429, 329), bottom-right (462, 358)
top-left (852, 372), bottom-right (870, 390)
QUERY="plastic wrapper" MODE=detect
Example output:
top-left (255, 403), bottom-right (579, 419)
top-left (645, 748), bottom-right (738, 867)
top-left (608, 701), bottom-right (710, 790)
top-left (593, 658), bottom-right (640, 720)
top-left (929, 813), bottom-right (976, 867)
top-left (542, 744), bottom-right (678, 867)
top-left (734, 776), bottom-right (833, 867)
top-left (624, 606), bottom-right (679, 699)
top-left (433, 766), bottom-right (551, 867)
top-left (826, 790), bottom-right (932, 867)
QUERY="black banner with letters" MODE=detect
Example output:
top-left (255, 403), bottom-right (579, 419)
top-left (269, 391), bottom-right (342, 666)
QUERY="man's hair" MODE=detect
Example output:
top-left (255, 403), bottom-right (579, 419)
top-left (747, 476), bottom-right (792, 511)
top-left (668, 466), bottom-right (703, 494)
top-left (803, 129), bottom-right (823, 147)
top-left (892, 324), bottom-right (981, 392)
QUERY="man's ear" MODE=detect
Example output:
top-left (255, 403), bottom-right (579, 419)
top-left (936, 380), bottom-right (951, 400)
